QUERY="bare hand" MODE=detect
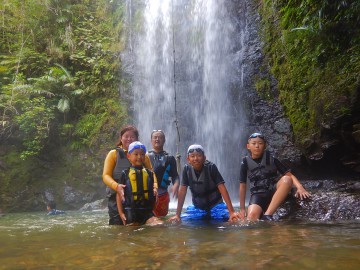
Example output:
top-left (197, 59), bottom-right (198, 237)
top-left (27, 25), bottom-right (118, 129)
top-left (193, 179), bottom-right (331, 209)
top-left (228, 211), bottom-right (239, 222)
top-left (295, 186), bottom-right (311, 200)
top-left (120, 213), bottom-right (127, 225)
top-left (167, 215), bottom-right (181, 223)
top-left (238, 208), bottom-right (247, 221)
top-left (117, 184), bottom-right (126, 202)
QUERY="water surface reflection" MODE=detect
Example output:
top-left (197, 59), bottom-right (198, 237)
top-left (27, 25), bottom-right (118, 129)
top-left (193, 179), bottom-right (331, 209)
top-left (0, 211), bottom-right (359, 269)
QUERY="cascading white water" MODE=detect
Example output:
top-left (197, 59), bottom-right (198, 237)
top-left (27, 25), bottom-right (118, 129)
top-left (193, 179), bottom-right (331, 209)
top-left (124, 0), bottom-right (250, 199)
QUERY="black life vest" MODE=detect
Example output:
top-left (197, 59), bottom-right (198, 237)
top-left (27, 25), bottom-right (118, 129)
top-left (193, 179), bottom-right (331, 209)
top-left (185, 161), bottom-right (222, 210)
top-left (148, 150), bottom-right (171, 188)
top-left (245, 150), bottom-right (278, 193)
top-left (106, 147), bottom-right (131, 199)
top-left (122, 167), bottom-right (155, 210)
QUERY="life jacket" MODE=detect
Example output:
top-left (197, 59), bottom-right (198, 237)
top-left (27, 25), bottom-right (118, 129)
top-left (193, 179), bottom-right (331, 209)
top-left (148, 150), bottom-right (171, 188)
top-left (185, 161), bottom-right (222, 210)
top-left (245, 150), bottom-right (278, 193)
top-left (122, 167), bottom-right (155, 210)
top-left (106, 147), bottom-right (131, 199)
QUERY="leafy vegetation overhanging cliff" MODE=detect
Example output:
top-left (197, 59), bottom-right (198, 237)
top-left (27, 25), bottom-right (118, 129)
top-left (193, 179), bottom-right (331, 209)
top-left (255, 0), bottom-right (360, 169)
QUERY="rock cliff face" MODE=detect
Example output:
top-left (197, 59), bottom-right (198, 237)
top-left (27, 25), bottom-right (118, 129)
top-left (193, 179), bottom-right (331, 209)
top-left (302, 102), bottom-right (360, 173)
top-left (243, 1), bottom-right (360, 174)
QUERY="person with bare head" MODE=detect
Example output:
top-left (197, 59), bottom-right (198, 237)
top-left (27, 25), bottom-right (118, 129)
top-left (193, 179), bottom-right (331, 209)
top-left (148, 130), bottom-right (180, 217)
top-left (102, 125), bottom-right (157, 225)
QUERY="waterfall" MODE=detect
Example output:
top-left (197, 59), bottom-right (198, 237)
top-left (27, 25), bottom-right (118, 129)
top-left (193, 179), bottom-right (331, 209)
top-left (123, 0), bottom-right (251, 199)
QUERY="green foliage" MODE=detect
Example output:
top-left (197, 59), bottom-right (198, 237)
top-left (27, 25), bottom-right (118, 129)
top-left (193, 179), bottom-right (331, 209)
top-left (0, 0), bottom-right (127, 151)
top-left (257, 0), bottom-right (360, 145)
top-left (0, 0), bottom-right (130, 211)
top-left (14, 97), bottom-right (55, 159)
top-left (254, 77), bottom-right (273, 100)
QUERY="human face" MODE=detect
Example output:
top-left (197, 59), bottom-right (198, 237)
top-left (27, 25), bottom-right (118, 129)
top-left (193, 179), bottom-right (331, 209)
top-left (127, 149), bottom-right (145, 167)
top-left (187, 152), bottom-right (206, 171)
top-left (121, 130), bottom-right (137, 150)
top-left (247, 137), bottom-right (266, 159)
top-left (151, 131), bottom-right (165, 152)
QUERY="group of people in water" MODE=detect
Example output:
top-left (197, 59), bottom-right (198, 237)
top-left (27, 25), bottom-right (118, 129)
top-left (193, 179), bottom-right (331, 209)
top-left (102, 125), bottom-right (311, 226)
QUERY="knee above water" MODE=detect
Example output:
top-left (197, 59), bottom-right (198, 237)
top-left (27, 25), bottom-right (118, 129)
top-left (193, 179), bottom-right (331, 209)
top-left (281, 176), bottom-right (293, 186)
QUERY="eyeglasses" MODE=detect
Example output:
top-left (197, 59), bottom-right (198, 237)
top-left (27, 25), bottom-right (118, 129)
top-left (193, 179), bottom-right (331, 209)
top-left (248, 133), bottom-right (265, 140)
top-left (129, 144), bottom-right (147, 153)
top-left (188, 148), bottom-right (204, 154)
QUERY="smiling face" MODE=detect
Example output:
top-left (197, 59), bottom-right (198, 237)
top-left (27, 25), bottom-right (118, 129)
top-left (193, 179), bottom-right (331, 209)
top-left (151, 131), bottom-right (165, 152)
top-left (247, 137), bottom-right (266, 159)
top-left (127, 148), bottom-right (145, 167)
top-left (121, 130), bottom-right (138, 151)
top-left (187, 152), bottom-right (206, 171)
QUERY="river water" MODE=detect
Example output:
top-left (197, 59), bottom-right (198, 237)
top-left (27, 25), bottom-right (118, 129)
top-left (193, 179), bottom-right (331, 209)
top-left (1, 210), bottom-right (359, 269)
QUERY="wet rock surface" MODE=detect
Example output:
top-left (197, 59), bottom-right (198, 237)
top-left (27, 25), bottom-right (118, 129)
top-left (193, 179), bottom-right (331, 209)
top-left (275, 180), bottom-right (360, 221)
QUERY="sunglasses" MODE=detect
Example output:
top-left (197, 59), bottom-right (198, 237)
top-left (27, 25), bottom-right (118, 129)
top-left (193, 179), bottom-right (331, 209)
top-left (248, 133), bottom-right (265, 140)
top-left (129, 144), bottom-right (147, 153)
top-left (188, 148), bottom-right (204, 154)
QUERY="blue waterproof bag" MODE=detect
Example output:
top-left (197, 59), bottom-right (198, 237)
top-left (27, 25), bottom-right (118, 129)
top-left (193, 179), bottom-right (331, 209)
top-left (180, 202), bottom-right (229, 221)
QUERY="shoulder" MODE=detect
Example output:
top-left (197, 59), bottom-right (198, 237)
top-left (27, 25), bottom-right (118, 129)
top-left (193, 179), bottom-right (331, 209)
top-left (205, 161), bottom-right (220, 173)
top-left (242, 156), bottom-right (248, 165)
top-left (183, 164), bottom-right (192, 174)
top-left (105, 149), bottom-right (117, 161)
top-left (144, 154), bottom-right (151, 164)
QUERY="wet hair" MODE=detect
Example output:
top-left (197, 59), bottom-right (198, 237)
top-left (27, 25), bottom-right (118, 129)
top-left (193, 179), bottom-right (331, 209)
top-left (47, 201), bottom-right (56, 210)
top-left (115, 125), bottom-right (139, 147)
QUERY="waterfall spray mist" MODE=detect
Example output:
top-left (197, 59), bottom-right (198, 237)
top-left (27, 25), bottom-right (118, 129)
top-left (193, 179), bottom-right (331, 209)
top-left (124, 0), bottom-right (250, 199)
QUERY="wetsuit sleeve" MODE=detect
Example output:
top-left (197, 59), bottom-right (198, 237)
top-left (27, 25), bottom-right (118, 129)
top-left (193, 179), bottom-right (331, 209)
top-left (144, 154), bottom-right (158, 189)
top-left (169, 156), bottom-right (180, 184)
top-left (209, 163), bottom-right (225, 185)
top-left (239, 158), bottom-right (248, 184)
top-left (102, 150), bottom-right (119, 191)
top-left (274, 157), bottom-right (290, 175)
top-left (181, 165), bottom-right (189, 186)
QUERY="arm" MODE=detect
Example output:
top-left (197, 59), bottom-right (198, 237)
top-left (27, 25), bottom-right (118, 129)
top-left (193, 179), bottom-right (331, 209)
top-left (239, 183), bottom-right (247, 220)
top-left (168, 185), bottom-right (187, 222)
top-left (102, 150), bottom-right (126, 200)
top-left (150, 170), bottom-right (158, 197)
top-left (285, 171), bottom-right (310, 200)
top-left (171, 180), bottom-right (180, 199)
top-left (238, 159), bottom-right (248, 220)
top-left (218, 183), bottom-right (238, 222)
top-left (116, 192), bottom-right (126, 225)
top-left (169, 156), bottom-right (180, 198)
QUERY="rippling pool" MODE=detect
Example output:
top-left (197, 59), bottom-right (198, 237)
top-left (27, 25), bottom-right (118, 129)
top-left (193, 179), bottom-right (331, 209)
top-left (0, 210), bottom-right (359, 269)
